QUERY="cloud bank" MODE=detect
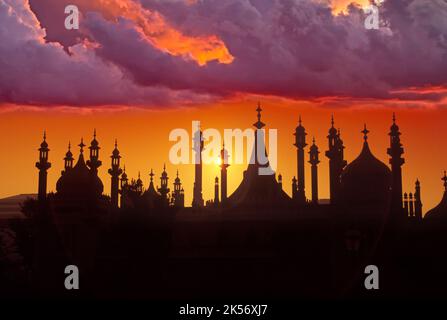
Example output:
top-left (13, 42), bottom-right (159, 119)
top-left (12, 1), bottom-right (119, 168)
top-left (1, 0), bottom-right (447, 108)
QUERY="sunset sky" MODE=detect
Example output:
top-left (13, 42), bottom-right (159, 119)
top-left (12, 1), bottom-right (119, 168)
top-left (1, 0), bottom-right (447, 212)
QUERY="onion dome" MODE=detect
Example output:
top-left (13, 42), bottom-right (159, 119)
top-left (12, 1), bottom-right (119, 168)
top-left (40, 131), bottom-right (49, 149)
top-left (65, 142), bottom-right (73, 159)
top-left (56, 139), bottom-right (104, 199)
top-left (425, 172), bottom-right (447, 220)
top-left (328, 115), bottom-right (338, 137)
top-left (339, 125), bottom-right (392, 210)
top-left (121, 165), bottom-right (128, 181)
top-left (90, 129), bottom-right (99, 148)
top-left (112, 139), bottom-right (120, 158)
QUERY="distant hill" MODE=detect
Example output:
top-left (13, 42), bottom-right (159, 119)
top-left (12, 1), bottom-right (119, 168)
top-left (0, 194), bottom-right (36, 219)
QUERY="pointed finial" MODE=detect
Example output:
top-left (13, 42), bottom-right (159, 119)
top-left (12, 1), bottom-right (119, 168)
top-left (68, 141), bottom-right (71, 150)
top-left (299, 115), bottom-right (302, 126)
top-left (79, 138), bottom-right (85, 153)
top-left (362, 124), bottom-right (370, 142)
top-left (176, 169), bottom-right (179, 178)
top-left (393, 112), bottom-right (396, 124)
top-left (312, 137), bottom-right (316, 145)
top-left (150, 168), bottom-right (154, 181)
top-left (43, 130), bottom-right (47, 141)
top-left (138, 171), bottom-right (141, 179)
top-left (163, 163), bottom-right (166, 171)
top-left (331, 115), bottom-right (335, 127)
top-left (93, 129), bottom-right (97, 139)
top-left (115, 139), bottom-right (118, 148)
top-left (123, 165), bottom-right (126, 172)
top-left (254, 102), bottom-right (265, 129)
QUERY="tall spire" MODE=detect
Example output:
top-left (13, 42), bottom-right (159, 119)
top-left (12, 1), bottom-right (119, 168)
top-left (294, 115), bottom-right (307, 204)
top-left (326, 115), bottom-right (346, 204)
top-left (87, 130), bottom-right (101, 174)
top-left (309, 137), bottom-right (320, 204)
top-left (36, 131), bottom-right (51, 202)
top-left (362, 124), bottom-right (370, 142)
top-left (158, 165), bottom-right (170, 206)
top-left (172, 169), bottom-right (184, 207)
top-left (63, 141), bottom-right (74, 172)
top-left (150, 168), bottom-right (154, 182)
top-left (388, 113), bottom-right (406, 220)
top-left (109, 139), bottom-right (123, 208)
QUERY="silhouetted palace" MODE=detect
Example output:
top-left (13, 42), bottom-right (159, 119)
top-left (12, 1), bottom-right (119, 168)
top-left (2, 105), bottom-right (447, 299)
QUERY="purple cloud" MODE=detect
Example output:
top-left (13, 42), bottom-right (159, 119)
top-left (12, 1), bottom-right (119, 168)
top-left (1, 0), bottom-right (447, 108)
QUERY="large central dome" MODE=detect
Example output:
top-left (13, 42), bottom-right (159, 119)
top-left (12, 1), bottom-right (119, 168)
top-left (339, 126), bottom-right (392, 212)
top-left (56, 151), bottom-right (104, 200)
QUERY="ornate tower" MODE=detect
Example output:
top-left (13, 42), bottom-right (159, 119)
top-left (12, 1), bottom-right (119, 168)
top-left (220, 144), bottom-right (230, 205)
top-left (62, 142), bottom-right (74, 174)
top-left (120, 166), bottom-right (128, 208)
top-left (292, 176), bottom-right (298, 200)
top-left (108, 140), bottom-right (123, 208)
top-left (172, 170), bottom-right (185, 208)
top-left (387, 113), bottom-right (405, 219)
top-left (309, 138), bottom-right (320, 204)
top-left (192, 128), bottom-right (204, 208)
top-left (214, 177), bottom-right (220, 206)
top-left (294, 116), bottom-right (307, 204)
top-left (158, 164), bottom-right (170, 206)
top-left (414, 179), bottom-right (423, 219)
top-left (135, 172), bottom-right (144, 194)
top-left (87, 129), bottom-right (102, 175)
top-left (36, 131), bottom-right (51, 202)
top-left (325, 116), bottom-right (347, 204)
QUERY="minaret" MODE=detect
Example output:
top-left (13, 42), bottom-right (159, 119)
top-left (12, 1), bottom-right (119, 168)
top-left (309, 137), bottom-right (320, 204)
top-left (172, 170), bottom-right (185, 208)
top-left (214, 177), bottom-right (220, 206)
top-left (158, 164), bottom-right (170, 206)
top-left (108, 140), bottom-right (123, 208)
top-left (292, 177), bottom-right (298, 200)
top-left (325, 116), bottom-right (347, 204)
top-left (136, 172), bottom-right (143, 194)
top-left (62, 141), bottom-right (74, 174)
top-left (387, 113), bottom-right (405, 220)
top-left (87, 129), bottom-right (102, 175)
top-left (403, 193), bottom-right (409, 216)
top-left (192, 128), bottom-right (204, 208)
top-left (294, 116), bottom-right (307, 204)
top-left (414, 179), bottom-right (423, 219)
top-left (35, 131), bottom-right (51, 202)
top-left (120, 165), bottom-right (128, 208)
top-left (220, 143), bottom-right (230, 205)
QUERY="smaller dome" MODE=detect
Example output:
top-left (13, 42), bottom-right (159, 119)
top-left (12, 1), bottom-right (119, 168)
top-left (90, 130), bottom-right (99, 148)
top-left (425, 173), bottom-right (447, 220)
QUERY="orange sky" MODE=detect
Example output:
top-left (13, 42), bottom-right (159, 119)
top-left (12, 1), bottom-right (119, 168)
top-left (0, 97), bottom-right (446, 214)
